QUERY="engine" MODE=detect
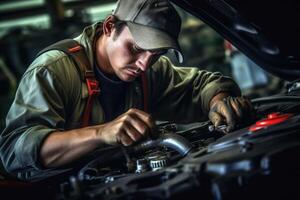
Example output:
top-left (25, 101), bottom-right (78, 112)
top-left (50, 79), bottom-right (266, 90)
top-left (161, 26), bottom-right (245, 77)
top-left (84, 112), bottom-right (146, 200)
top-left (38, 95), bottom-right (300, 200)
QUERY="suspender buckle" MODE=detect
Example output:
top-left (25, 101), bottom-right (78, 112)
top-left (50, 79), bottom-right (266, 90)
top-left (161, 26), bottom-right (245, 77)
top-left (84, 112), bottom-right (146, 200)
top-left (86, 78), bottom-right (100, 96)
top-left (85, 70), bottom-right (100, 96)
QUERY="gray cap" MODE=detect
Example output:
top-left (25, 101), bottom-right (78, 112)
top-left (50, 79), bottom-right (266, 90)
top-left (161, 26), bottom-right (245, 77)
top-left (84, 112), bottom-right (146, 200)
top-left (113, 0), bottom-right (183, 63)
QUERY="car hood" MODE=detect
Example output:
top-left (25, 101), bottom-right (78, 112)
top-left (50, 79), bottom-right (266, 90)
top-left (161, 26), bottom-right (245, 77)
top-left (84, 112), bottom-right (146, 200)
top-left (171, 0), bottom-right (300, 81)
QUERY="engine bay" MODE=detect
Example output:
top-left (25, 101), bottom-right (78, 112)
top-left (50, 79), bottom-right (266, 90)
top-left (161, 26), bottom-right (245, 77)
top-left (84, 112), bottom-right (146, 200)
top-left (38, 93), bottom-right (300, 200)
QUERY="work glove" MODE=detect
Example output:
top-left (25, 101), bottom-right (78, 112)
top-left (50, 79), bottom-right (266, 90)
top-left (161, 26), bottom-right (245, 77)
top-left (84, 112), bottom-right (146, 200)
top-left (208, 96), bottom-right (254, 133)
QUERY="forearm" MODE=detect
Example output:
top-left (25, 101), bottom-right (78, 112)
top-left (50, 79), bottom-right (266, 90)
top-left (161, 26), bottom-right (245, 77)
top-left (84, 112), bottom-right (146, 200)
top-left (150, 57), bottom-right (241, 122)
top-left (40, 125), bottom-right (104, 168)
top-left (40, 108), bottom-right (154, 168)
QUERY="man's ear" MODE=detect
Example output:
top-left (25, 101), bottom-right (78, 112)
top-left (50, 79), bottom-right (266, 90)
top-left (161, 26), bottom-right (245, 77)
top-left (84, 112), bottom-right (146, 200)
top-left (103, 15), bottom-right (115, 36)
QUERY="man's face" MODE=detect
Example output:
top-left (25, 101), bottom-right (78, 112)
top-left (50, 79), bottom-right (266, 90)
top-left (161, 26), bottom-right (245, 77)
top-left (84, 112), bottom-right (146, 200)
top-left (105, 26), bottom-right (166, 82)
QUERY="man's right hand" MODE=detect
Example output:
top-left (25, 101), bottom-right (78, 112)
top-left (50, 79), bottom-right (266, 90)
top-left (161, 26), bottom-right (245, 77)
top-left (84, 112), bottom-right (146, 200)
top-left (97, 108), bottom-right (155, 146)
top-left (40, 108), bottom-right (154, 167)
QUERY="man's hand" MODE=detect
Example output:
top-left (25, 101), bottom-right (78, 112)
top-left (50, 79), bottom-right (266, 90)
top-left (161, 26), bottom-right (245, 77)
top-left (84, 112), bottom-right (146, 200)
top-left (208, 94), bottom-right (254, 133)
top-left (97, 108), bottom-right (155, 146)
top-left (40, 108), bottom-right (154, 168)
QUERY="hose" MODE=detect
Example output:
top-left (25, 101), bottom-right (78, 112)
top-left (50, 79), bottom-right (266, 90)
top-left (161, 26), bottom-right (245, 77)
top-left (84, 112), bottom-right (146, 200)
top-left (131, 133), bottom-right (194, 156)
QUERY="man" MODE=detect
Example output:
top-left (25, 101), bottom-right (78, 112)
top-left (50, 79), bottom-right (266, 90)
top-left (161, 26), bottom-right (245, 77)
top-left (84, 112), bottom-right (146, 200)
top-left (0, 0), bottom-right (253, 180)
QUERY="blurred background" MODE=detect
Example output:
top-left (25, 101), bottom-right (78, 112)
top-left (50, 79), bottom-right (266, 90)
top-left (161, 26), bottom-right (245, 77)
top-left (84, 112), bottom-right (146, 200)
top-left (0, 0), bottom-right (286, 132)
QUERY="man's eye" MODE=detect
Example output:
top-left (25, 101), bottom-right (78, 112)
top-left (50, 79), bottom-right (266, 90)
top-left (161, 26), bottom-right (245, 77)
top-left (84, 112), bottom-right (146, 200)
top-left (157, 50), bottom-right (168, 56)
top-left (151, 49), bottom-right (168, 57)
top-left (132, 44), bottom-right (143, 54)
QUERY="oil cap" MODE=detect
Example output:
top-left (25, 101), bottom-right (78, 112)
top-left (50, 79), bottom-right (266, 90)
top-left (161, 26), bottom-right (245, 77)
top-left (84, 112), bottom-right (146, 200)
top-left (249, 112), bottom-right (293, 132)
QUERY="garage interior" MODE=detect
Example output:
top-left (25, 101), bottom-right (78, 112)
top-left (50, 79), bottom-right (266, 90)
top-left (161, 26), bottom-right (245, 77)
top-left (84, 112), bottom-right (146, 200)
top-left (0, 0), bottom-right (285, 132)
top-left (1, 1), bottom-right (292, 194)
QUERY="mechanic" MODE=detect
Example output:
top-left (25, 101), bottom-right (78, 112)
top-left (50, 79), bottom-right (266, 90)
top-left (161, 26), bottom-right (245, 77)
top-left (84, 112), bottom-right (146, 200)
top-left (0, 0), bottom-right (253, 180)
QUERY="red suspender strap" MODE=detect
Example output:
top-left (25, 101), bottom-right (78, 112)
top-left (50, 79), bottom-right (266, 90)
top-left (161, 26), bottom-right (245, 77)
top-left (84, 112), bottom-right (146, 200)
top-left (37, 39), bottom-right (100, 127)
top-left (82, 71), bottom-right (100, 127)
top-left (68, 45), bottom-right (100, 127)
top-left (141, 72), bottom-right (148, 113)
top-left (68, 45), bottom-right (81, 53)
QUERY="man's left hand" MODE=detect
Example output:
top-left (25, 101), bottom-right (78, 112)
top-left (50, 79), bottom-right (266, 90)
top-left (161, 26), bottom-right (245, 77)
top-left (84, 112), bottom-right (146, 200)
top-left (208, 95), bottom-right (254, 133)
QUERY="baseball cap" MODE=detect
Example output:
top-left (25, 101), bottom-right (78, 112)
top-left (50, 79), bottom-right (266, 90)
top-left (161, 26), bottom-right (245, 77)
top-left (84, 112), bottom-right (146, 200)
top-left (113, 0), bottom-right (183, 63)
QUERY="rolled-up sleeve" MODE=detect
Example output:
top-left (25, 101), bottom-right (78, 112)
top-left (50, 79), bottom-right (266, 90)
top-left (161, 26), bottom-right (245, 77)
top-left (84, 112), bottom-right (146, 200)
top-left (0, 65), bottom-right (67, 174)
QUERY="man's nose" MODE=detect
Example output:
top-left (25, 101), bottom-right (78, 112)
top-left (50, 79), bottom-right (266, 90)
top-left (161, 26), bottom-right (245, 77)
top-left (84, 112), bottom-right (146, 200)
top-left (135, 51), bottom-right (153, 71)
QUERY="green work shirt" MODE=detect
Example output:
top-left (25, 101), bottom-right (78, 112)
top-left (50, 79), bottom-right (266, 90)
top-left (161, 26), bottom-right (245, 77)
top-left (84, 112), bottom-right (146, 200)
top-left (0, 22), bottom-right (241, 180)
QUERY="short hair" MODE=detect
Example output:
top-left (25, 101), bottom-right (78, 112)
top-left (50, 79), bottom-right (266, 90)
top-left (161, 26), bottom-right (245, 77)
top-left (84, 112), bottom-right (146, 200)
top-left (112, 16), bottom-right (127, 39)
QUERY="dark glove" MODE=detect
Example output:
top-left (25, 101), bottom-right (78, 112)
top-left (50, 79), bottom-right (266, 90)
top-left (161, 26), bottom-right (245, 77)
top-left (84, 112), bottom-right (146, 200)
top-left (208, 96), bottom-right (254, 133)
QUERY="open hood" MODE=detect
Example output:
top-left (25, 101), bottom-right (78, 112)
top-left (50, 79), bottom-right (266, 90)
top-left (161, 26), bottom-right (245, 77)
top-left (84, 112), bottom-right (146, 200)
top-left (171, 0), bottom-right (300, 81)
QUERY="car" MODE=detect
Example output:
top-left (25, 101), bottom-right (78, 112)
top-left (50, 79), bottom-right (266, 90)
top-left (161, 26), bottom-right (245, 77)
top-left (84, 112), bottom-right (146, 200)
top-left (1, 0), bottom-right (300, 199)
